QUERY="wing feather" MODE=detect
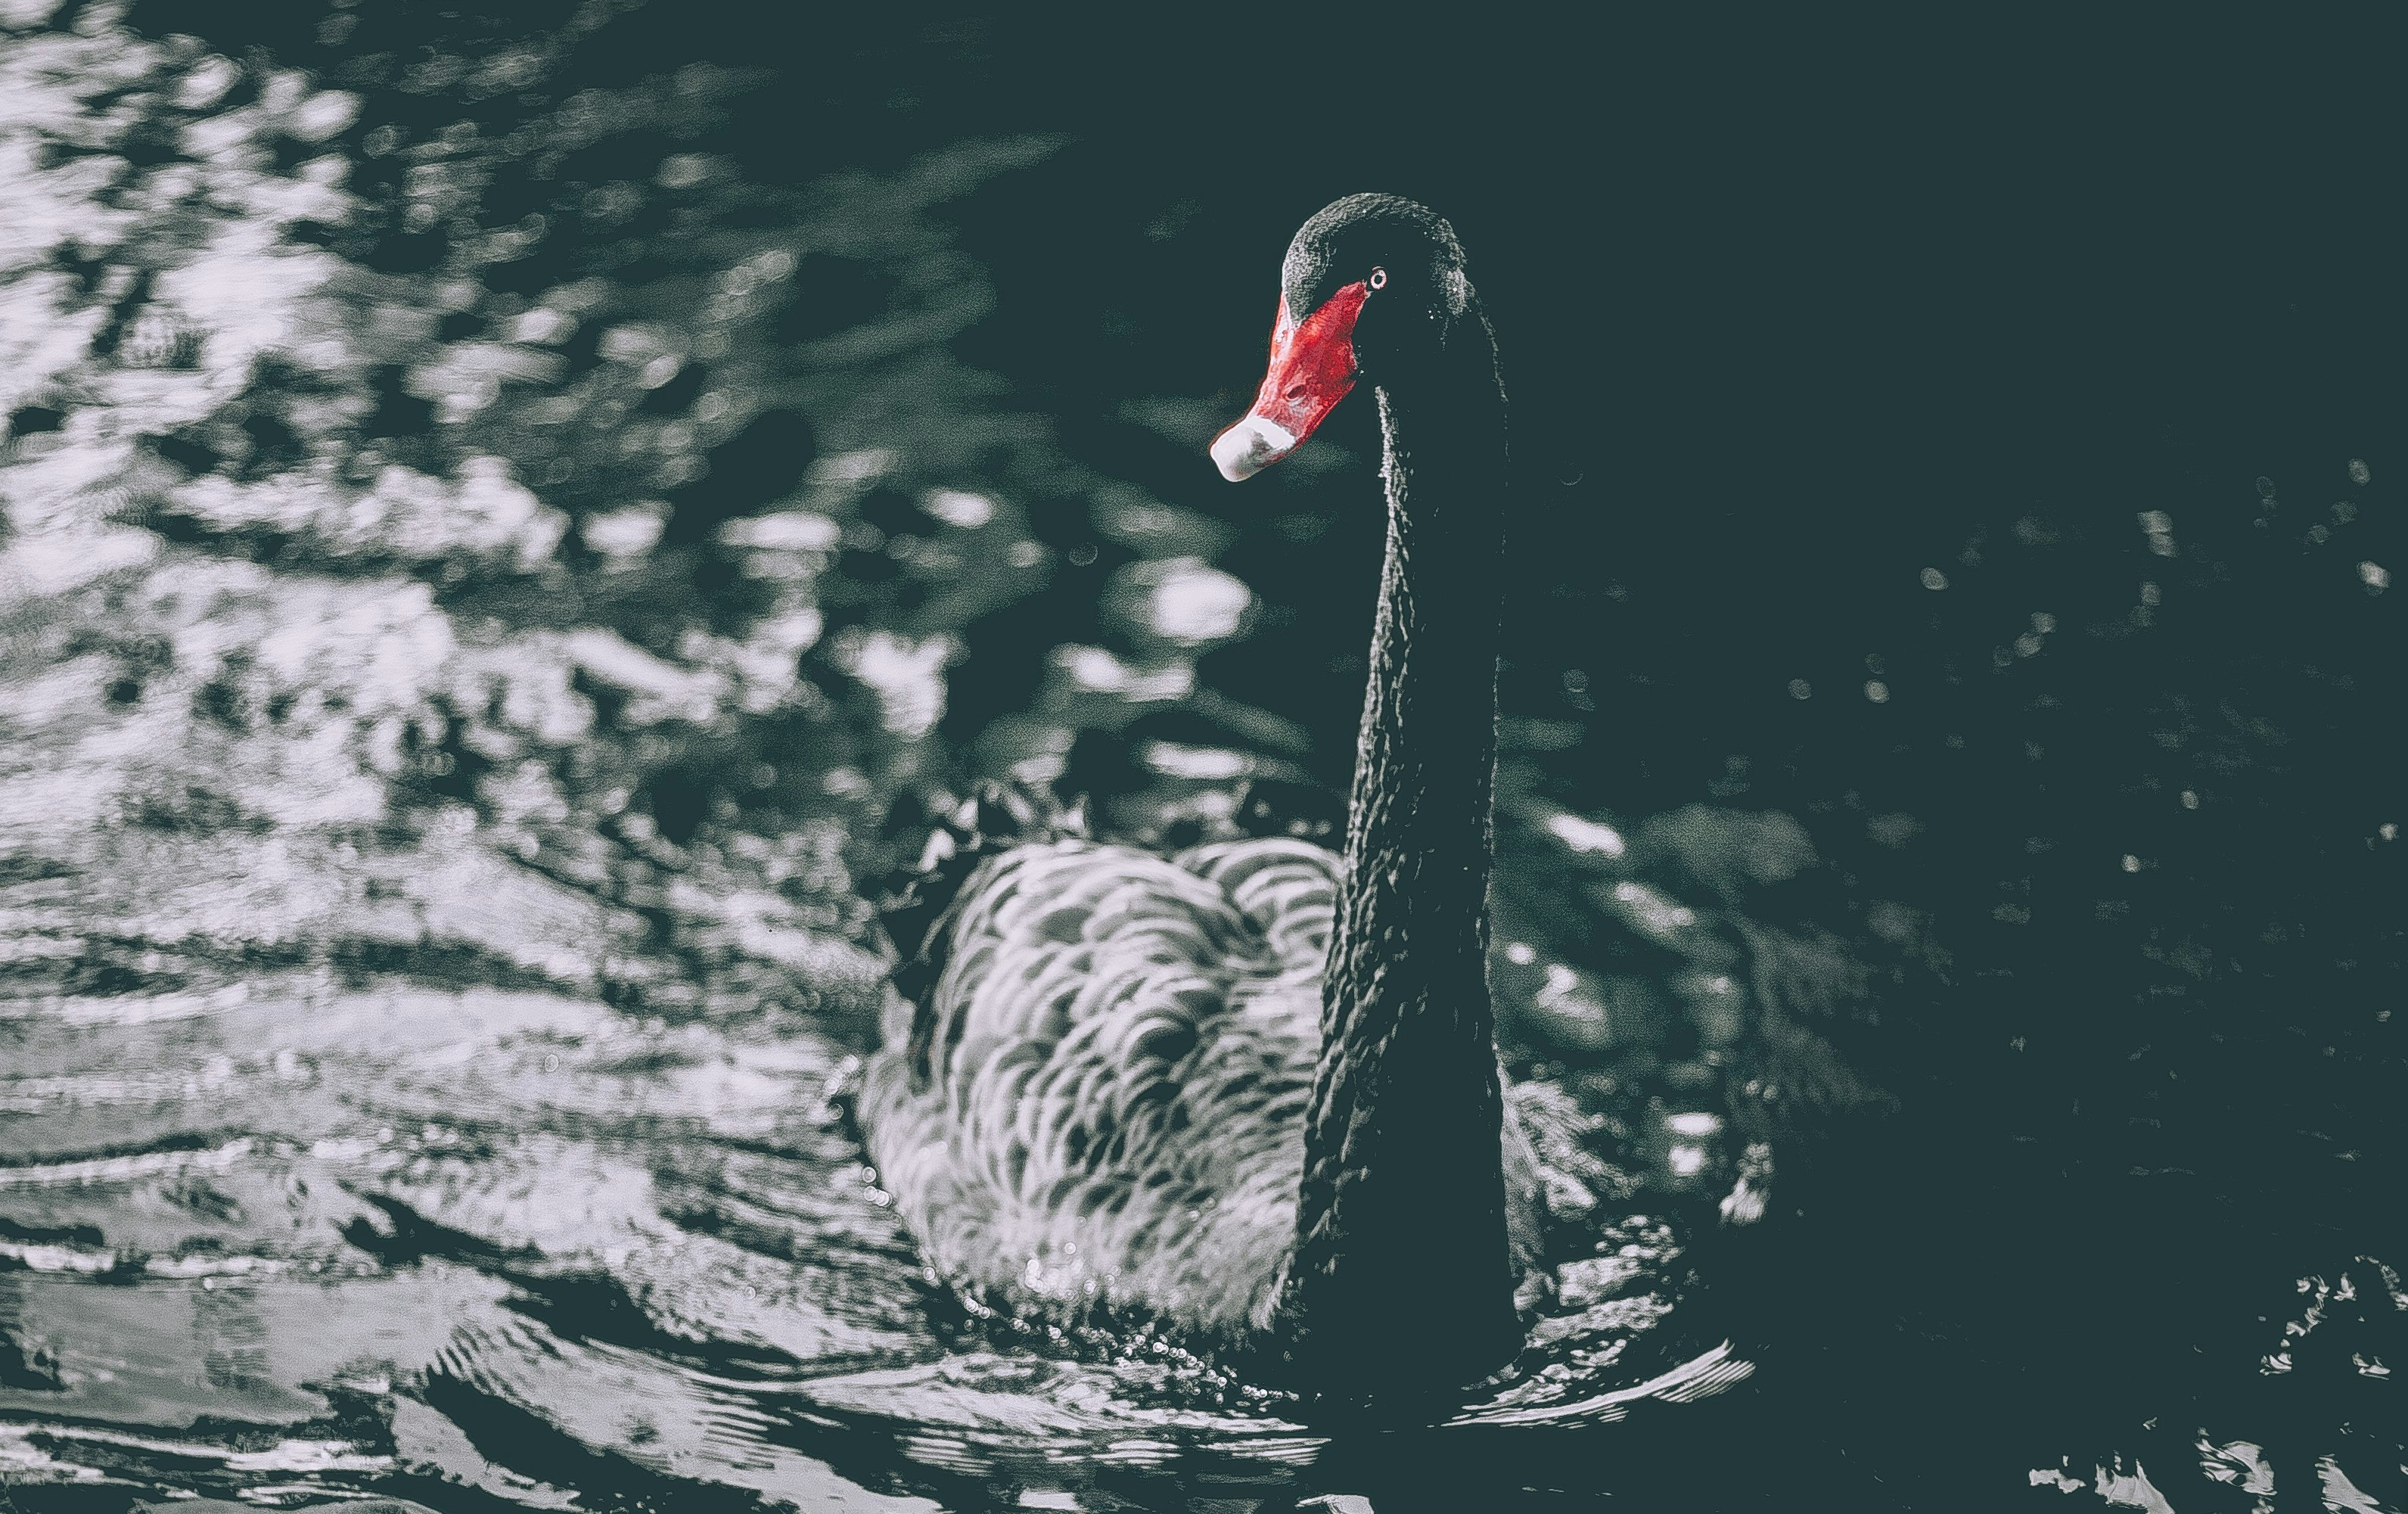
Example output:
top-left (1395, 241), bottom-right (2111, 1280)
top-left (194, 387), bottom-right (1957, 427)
top-left (861, 835), bottom-right (1337, 1336)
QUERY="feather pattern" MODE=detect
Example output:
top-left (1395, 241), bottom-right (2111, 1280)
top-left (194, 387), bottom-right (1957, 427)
top-left (861, 835), bottom-right (1345, 1337)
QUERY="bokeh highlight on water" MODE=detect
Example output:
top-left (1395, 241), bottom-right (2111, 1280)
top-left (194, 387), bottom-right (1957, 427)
top-left (2, 3), bottom-right (2403, 1510)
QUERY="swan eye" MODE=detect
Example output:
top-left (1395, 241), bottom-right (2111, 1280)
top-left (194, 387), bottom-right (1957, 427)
top-left (1367, 267), bottom-right (1387, 291)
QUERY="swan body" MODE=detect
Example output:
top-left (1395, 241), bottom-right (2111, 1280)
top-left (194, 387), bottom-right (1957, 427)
top-left (862, 822), bottom-right (1547, 1341)
top-left (861, 195), bottom-right (1533, 1398)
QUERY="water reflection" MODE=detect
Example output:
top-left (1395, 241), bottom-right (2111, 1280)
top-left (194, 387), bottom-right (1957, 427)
top-left (3, 2), bottom-right (2401, 1509)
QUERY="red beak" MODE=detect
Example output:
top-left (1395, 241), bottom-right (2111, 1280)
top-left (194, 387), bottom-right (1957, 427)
top-left (1210, 281), bottom-right (1369, 481)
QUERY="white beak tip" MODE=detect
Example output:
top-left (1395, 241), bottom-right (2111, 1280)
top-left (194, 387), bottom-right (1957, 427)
top-left (1210, 416), bottom-right (1297, 483)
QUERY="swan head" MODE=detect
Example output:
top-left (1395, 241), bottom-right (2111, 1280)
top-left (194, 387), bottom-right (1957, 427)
top-left (1211, 194), bottom-right (1475, 483)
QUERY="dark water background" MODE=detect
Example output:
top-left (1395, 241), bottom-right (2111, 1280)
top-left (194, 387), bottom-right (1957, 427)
top-left (2, 4), bottom-right (2402, 1509)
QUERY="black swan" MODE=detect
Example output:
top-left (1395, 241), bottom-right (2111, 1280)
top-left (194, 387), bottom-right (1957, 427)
top-left (862, 194), bottom-right (1536, 1401)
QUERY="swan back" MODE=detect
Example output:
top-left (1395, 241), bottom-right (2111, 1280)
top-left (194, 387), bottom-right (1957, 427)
top-left (861, 835), bottom-right (1342, 1336)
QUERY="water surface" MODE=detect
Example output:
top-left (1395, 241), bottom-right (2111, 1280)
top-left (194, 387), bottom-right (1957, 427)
top-left (2, 5), bottom-right (2403, 1510)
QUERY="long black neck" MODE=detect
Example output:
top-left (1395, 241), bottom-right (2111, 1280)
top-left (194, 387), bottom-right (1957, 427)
top-left (1270, 302), bottom-right (1518, 1402)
